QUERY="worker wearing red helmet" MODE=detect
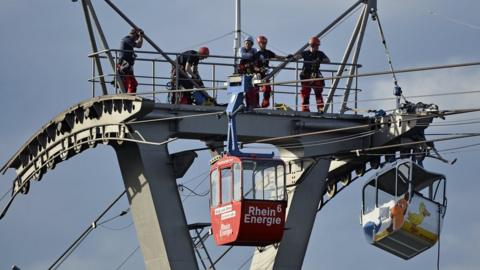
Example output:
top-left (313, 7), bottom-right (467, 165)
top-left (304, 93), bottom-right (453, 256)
top-left (251, 35), bottom-right (287, 108)
top-left (117, 28), bottom-right (144, 93)
top-left (292, 37), bottom-right (330, 112)
top-left (171, 47), bottom-right (213, 105)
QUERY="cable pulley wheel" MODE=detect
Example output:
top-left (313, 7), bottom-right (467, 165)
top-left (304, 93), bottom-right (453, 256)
top-left (355, 165), bottom-right (366, 176)
top-left (326, 182), bottom-right (337, 198)
top-left (370, 157), bottom-right (380, 169)
top-left (340, 174), bottom-right (352, 186)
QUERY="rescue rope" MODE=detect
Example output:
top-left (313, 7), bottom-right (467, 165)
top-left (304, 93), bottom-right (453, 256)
top-left (373, 11), bottom-right (407, 105)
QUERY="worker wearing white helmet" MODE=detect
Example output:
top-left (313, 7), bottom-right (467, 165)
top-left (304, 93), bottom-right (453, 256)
top-left (240, 36), bottom-right (257, 60)
top-left (238, 36), bottom-right (259, 109)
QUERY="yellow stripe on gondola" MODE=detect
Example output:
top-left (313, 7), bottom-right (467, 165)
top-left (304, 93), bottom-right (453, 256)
top-left (374, 221), bottom-right (438, 243)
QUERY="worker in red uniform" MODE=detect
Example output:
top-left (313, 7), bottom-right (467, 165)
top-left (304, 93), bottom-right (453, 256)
top-left (292, 37), bottom-right (330, 112)
top-left (171, 47), bottom-right (212, 105)
top-left (118, 28), bottom-right (144, 93)
top-left (252, 35), bottom-right (287, 108)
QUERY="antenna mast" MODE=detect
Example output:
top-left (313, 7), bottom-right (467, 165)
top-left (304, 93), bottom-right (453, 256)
top-left (234, 0), bottom-right (241, 71)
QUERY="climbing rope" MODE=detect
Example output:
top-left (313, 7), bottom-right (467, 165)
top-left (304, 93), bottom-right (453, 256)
top-left (372, 11), bottom-right (406, 108)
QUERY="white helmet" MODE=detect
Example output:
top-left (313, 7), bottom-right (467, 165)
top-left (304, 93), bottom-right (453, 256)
top-left (244, 36), bottom-right (254, 43)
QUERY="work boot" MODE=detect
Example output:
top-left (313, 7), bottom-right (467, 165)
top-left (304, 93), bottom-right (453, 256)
top-left (301, 103), bottom-right (310, 112)
top-left (317, 105), bottom-right (324, 113)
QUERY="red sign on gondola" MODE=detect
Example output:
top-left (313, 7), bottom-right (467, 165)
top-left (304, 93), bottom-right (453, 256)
top-left (211, 200), bottom-right (287, 246)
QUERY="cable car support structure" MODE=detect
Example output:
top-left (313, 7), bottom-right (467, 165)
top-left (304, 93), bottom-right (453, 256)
top-left (1, 0), bottom-right (479, 269)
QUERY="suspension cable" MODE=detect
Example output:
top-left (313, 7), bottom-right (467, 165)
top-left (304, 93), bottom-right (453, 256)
top-left (241, 31), bottom-right (288, 55)
top-left (113, 169), bottom-right (212, 269)
top-left (48, 190), bottom-right (127, 270)
top-left (180, 31), bottom-right (235, 51)
top-left (182, 173), bottom-right (210, 202)
top-left (126, 107), bottom-right (480, 157)
top-left (245, 130), bottom-right (378, 151)
top-left (0, 187), bottom-right (12, 205)
top-left (322, 4), bottom-right (364, 38)
top-left (250, 113), bottom-right (439, 144)
top-left (353, 89), bottom-right (480, 104)
top-left (128, 111), bottom-right (225, 124)
top-left (256, 61), bottom-right (480, 87)
top-left (237, 253), bottom-right (254, 270)
top-left (115, 246), bottom-right (140, 270)
top-left (350, 133), bottom-right (480, 156)
top-left (428, 10), bottom-right (480, 31)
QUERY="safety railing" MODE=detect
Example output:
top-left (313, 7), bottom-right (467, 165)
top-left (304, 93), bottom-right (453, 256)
top-left (88, 49), bottom-right (362, 113)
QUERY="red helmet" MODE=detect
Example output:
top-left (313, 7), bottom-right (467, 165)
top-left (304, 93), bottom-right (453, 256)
top-left (199, 47), bottom-right (210, 57)
top-left (257, 35), bottom-right (268, 44)
top-left (309, 37), bottom-right (320, 46)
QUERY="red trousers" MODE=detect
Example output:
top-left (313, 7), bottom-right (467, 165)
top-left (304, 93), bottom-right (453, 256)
top-left (260, 84), bottom-right (271, 108)
top-left (245, 83), bottom-right (271, 109)
top-left (123, 74), bottom-right (138, 93)
top-left (245, 86), bottom-right (259, 109)
top-left (117, 64), bottom-right (138, 94)
top-left (300, 80), bottom-right (324, 112)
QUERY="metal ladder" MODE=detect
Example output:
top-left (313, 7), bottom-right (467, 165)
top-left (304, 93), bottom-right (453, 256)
top-left (189, 223), bottom-right (216, 270)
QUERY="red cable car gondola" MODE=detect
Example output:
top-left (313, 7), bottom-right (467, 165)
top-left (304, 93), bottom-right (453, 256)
top-left (209, 75), bottom-right (288, 246)
top-left (210, 155), bottom-right (287, 246)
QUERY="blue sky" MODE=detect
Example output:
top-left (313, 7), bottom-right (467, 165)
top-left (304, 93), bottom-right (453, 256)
top-left (1, 0), bottom-right (480, 269)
